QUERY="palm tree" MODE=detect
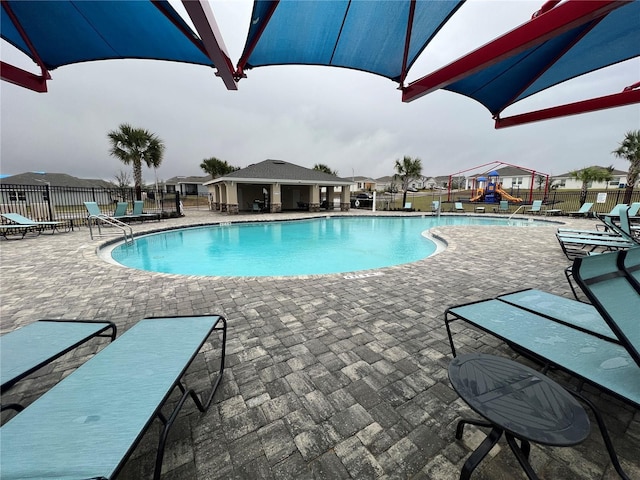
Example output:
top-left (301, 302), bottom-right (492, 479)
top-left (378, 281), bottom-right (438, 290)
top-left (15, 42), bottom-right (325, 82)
top-left (612, 130), bottom-right (640, 205)
top-left (200, 157), bottom-right (238, 178)
top-left (394, 155), bottom-right (422, 206)
top-left (107, 124), bottom-right (165, 200)
top-left (570, 166), bottom-right (614, 206)
top-left (313, 163), bottom-right (338, 176)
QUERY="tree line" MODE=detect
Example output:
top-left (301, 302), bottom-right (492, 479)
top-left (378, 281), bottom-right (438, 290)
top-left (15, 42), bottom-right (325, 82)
top-left (107, 124), bottom-right (639, 205)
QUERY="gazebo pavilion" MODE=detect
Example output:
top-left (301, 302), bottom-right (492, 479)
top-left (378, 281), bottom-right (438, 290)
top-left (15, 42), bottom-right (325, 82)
top-left (204, 159), bottom-right (355, 214)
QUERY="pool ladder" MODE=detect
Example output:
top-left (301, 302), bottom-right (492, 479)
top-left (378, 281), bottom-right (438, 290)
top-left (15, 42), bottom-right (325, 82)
top-left (87, 215), bottom-right (134, 245)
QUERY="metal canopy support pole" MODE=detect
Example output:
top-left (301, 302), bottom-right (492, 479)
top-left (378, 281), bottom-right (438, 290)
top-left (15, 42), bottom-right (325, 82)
top-left (179, 0), bottom-right (238, 90)
top-left (401, 0), bottom-right (624, 103)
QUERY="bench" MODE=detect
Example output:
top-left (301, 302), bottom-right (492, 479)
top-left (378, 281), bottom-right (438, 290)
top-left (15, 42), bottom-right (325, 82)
top-left (0, 315), bottom-right (226, 480)
top-left (1, 319), bottom-right (116, 412)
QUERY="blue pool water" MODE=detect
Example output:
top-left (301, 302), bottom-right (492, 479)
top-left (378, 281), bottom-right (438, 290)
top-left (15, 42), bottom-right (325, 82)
top-left (109, 216), bottom-right (538, 277)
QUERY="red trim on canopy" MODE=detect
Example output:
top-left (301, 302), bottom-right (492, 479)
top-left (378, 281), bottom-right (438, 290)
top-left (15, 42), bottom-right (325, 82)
top-left (495, 87), bottom-right (640, 128)
top-left (1, 0), bottom-right (51, 92)
top-left (0, 61), bottom-right (48, 92)
top-left (401, 0), bottom-right (626, 103)
top-left (235, 1), bottom-right (280, 79)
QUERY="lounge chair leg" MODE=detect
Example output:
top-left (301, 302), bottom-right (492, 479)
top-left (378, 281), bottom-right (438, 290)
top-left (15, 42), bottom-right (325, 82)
top-left (570, 390), bottom-right (631, 480)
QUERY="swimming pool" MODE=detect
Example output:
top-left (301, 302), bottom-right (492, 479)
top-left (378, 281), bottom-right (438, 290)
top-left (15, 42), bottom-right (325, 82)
top-left (108, 216), bottom-right (540, 277)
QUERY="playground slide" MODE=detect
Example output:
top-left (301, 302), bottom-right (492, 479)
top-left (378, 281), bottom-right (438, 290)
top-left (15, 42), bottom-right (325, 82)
top-left (496, 187), bottom-right (523, 202)
top-left (470, 188), bottom-right (484, 202)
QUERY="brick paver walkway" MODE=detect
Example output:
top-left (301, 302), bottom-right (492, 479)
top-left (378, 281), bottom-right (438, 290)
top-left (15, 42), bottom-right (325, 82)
top-left (1, 209), bottom-right (638, 479)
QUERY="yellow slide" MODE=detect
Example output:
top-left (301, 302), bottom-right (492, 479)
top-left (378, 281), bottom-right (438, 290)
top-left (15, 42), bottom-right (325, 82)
top-left (470, 188), bottom-right (484, 202)
top-left (496, 187), bottom-right (523, 202)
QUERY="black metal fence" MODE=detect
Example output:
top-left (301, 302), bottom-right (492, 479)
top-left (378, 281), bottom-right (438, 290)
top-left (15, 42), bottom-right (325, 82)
top-left (0, 184), bottom-right (181, 225)
top-left (453, 187), bottom-right (639, 214)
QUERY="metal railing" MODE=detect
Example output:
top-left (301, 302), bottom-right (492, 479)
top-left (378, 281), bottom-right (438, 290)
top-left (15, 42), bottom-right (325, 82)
top-left (87, 215), bottom-right (134, 245)
top-left (0, 184), bottom-right (181, 226)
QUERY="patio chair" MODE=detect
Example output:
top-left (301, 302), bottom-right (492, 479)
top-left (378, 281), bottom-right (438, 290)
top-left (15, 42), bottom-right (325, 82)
top-left (620, 247), bottom-right (640, 288)
top-left (112, 202), bottom-right (140, 222)
top-left (403, 202), bottom-right (414, 212)
top-left (132, 200), bottom-right (161, 221)
top-left (1, 320), bottom-right (116, 413)
top-left (454, 202), bottom-right (465, 213)
top-left (0, 212), bottom-right (70, 234)
top-left (556, 232), bottom-right (634, 260)
top-left (567, 202), bottom-right (594, 217)
top-left (524, 199), bottom-right (542, 215)
top-left (573, 250), bottom-right (640, 367)
top-left (444, 251), bottom-right (640, 479)
top-left (0, 315), bottom-right (226, 480)
top-left (431, 201), bottom-right (440, 213)
top-left (496, 200), bottom-right (509, 214)
top-left (627, 202), bottom-right (640, 218)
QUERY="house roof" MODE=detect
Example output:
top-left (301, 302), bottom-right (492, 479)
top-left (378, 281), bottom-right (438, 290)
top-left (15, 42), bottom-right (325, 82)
top-left (0, 172), bottom-right (112, 188)
top-left (166, 175), bottom-right (211, 185)
top-left (204, 159), bottom-right (354, 186)
top-left (555, 166), bottom-right (628, 178)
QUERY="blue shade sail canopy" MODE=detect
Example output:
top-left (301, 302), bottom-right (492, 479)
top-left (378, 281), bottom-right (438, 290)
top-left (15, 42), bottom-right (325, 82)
top-left (1, 1), bottom-right (214, 69)
top-left (237, 0), bottom-right (464, 83)
top-left (1, 0), bottom-right (238, 92)
top-left (443, 1), bottom-right (640, 116)
top-left (403, 0), bottom-right (640, 127)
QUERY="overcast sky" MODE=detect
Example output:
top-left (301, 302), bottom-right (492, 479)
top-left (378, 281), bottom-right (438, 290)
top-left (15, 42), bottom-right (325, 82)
top-left (1, 0), bottom-right (638, 185)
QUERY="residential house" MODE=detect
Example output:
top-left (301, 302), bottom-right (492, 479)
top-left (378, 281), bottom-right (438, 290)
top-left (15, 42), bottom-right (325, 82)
top-left (351, 176), bottom-right (377, 192)
top-left (0, 172), bottom-right (115, 219)
top-left (165, 175), bottom-right (210, 196)
top-left (553, 167), bottom-right (629, 189)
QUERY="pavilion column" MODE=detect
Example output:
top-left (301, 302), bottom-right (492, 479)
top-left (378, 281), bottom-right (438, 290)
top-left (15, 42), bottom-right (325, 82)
top-left (309, 184), bottom-right (320, 212)
top-left (326, 186), bottom-right (335, 210)
top-left (270, 183), bottom-right (281, 213)
top-left (225, 181), bottom-right (239, 214)
top-left (340, 187), bottom-right (350, 211)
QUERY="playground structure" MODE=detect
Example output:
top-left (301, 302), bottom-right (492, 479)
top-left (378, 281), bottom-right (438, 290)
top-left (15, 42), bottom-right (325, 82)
top-left (469, 171), bottom-right (523, 204)
top-left (446, 161), bottom-right (551, 205)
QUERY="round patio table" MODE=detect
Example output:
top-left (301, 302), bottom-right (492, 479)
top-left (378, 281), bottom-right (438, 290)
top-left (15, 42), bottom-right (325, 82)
top-left (448, 353), bottom-right (590, 480)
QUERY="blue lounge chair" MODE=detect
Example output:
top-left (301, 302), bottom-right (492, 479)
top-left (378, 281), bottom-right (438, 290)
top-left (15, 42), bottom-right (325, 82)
top-left (132, 200), bottom-right (161, 221)
top-left (444, 250), bottom-right (640, 479)
top-left (524, 199), bottom-right (542, 215)
top-left (454, 202), bottom-right (465, 213)
top-left (1, 320), bottom-right (116, 412)
top-left (497, 200), bottom-right (509, 213)
top-left (0, 315), bottom-right (226, 480)
top-left (620, 247), bottom-right (640, 288)
top-left (567, 202), bottom-right (594, 217)
top-left (431, 201), bottom-right (440, 213)
top-left (0, 213), bottom-right (69, 234)
top-left (0, 223), bottom-right (37, 239)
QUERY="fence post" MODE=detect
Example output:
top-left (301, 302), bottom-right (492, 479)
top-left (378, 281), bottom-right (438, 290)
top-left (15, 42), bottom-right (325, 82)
top-left (46, 184), bottom-right (54, 220)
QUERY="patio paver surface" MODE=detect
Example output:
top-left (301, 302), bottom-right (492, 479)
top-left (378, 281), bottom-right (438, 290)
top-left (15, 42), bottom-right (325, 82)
top-left (1, 209), bottom-right (638, 480)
